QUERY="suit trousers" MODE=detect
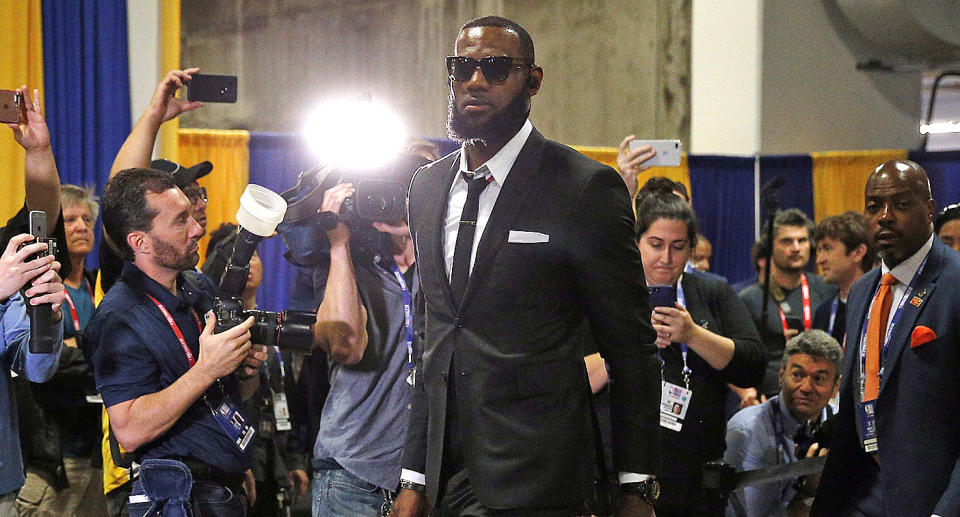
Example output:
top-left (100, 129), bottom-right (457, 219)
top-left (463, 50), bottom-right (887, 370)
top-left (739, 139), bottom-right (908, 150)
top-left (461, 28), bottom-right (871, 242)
top-left (434, 469), bottom-right (578, 517)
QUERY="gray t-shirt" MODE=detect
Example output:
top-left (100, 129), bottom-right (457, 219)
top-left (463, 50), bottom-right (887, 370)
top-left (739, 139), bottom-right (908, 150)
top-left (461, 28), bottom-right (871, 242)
top-left (738, 274), bottom-right (835, 396)
top-left (312, 257), bottom-right (418, 490)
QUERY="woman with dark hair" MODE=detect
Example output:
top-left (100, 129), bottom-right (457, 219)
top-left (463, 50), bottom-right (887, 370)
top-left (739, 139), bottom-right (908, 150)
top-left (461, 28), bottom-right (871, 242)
top-left (620, 194), bottom-right (764, 516)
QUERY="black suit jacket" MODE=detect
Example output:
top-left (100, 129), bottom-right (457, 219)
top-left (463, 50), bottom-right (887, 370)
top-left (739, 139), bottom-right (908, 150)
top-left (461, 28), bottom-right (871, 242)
top-left (403, 128), bottom-right (661, 509)
top-left (812, 237), bottom-right (960, 517)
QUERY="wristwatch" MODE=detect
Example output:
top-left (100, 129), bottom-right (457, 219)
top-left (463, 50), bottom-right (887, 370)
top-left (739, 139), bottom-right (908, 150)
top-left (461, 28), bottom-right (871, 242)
top-left (619, 478), bottom-right (661, 505)
top-left (399, 480), bottom-right (425, 493)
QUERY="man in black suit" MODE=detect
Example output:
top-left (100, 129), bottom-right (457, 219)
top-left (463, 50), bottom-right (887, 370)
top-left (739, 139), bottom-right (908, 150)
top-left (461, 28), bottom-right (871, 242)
top-left (389, 15), bottom-right (660, 517)
top-left (812, 160), bottom-right (960, 516)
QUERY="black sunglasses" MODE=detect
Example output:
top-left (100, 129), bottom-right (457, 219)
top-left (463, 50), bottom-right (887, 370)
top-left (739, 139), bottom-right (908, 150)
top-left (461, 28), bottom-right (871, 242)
top-left (446, 56), bottom-right (533, 82)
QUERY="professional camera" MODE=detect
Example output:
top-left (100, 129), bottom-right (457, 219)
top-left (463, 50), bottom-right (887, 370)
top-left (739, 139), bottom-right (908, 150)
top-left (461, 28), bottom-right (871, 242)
top-left (794, 413), bottom-right (835, 458)
top-left (211, 185), bottom-right (314, 354)
top-left (331, 153), bottom-right (428, 226)
top-left (278, 154), bottom-right (429, 267)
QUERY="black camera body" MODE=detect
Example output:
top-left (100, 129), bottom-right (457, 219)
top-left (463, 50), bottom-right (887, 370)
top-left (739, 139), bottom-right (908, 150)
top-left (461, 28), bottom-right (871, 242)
top-left (212, 295), bottom-right (314, 353)
top-left (794, 414), bottom-right (835, 459)
top-left (339, 178), bottom-right (408, 224)
top-left (213, 227), bottom-right (314, 355)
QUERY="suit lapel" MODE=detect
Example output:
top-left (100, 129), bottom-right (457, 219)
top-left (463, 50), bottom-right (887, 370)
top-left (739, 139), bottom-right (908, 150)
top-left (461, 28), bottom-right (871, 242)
top-left (878, 240), bottom-right (942, 395)
top-left (458, 129), bottom-right (547, 313)
top-left (415, 152), bottom-right (461, 314)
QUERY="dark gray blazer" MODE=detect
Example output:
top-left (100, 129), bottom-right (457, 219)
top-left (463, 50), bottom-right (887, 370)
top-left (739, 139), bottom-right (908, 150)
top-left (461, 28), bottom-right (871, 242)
top-left (403, 127), bottom-right (661, 509)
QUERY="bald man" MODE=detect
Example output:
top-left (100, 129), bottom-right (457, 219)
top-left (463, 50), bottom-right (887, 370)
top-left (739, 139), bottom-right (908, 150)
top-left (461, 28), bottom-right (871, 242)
top-left (812, 160), bottom-right (960, 517)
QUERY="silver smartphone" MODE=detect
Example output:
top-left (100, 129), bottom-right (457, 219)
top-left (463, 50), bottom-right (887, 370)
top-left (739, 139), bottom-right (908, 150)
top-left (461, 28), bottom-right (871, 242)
top-left (628, 139), bottom-right (682, 167)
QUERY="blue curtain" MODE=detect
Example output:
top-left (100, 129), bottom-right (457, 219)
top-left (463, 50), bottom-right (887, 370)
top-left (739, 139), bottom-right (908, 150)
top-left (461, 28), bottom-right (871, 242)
top-left (758, 155), bottom-right (815, 223)
top-left (248, 132), bottom-right (319, 311)
top-left (42, 0), bottom-right (130, 271)
top-left (910, 150), bottom-right (960, 207)
top-left (689, 156), bottom-right (756, 285)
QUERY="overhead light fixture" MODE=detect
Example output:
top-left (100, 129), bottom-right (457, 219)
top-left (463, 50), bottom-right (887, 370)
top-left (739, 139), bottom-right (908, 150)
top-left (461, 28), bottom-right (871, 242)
top-left (919, 121), bottom-right (960, 135)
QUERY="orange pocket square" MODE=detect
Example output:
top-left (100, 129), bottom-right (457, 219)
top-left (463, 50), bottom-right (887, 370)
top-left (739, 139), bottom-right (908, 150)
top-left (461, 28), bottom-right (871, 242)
top-left (911, 326), bottom-right (937, 349)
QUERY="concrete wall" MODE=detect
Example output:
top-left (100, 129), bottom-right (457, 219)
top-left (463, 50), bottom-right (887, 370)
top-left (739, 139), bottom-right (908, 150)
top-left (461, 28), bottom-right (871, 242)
top-left (758, 0), bottom-right (921, 153)
top-left (179, 0), bottom-right (691, 147)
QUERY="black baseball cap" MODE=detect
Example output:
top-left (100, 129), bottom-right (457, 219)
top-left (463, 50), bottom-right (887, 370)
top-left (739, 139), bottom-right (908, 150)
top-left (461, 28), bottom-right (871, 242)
top-left (151, 159), bottom-right (213, 188)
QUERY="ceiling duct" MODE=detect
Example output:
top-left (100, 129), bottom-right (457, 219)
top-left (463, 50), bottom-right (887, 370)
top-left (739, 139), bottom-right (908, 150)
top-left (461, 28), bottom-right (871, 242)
top-left (832, 0), bottom-right (960, 69)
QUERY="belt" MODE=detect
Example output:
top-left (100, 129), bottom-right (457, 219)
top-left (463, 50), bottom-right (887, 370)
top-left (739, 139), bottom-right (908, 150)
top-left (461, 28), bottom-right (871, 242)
top-left (166, 456), bottom-right (246, 489)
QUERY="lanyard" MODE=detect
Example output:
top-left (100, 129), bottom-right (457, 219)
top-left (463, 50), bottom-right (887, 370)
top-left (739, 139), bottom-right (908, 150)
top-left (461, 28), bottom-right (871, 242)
top-left (777, 273), bottom-right (811, 334)
top-left (770, 398), bottom-right (795, 463)
top-left (145, 294), bottom-right (203, 367)
top-left (657, 279), bottom-right (692, 388)
top-left (858, 256), bottom-right (928, 401)
top-left (62, 278), bottom-right (95, 332)
top-left (827, 295), bottom-right (840, 337)
top-left (385, 261), bottom-right (415, 372)
top-left (769, 398), bottom-right (797, 502)
top-left (262, 346), bottom-right (286, 385)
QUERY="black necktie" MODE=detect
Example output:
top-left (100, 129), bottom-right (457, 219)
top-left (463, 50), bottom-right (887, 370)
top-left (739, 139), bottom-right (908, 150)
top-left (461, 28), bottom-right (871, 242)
top-left (450, 166), bottom-right (491, 305)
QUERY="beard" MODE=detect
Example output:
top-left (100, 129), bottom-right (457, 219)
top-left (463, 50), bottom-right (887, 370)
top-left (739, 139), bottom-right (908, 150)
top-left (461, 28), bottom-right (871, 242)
top-left (153, 235), bottom-right (200, 272)
top-left (447, 88), bottom-right (530, 146)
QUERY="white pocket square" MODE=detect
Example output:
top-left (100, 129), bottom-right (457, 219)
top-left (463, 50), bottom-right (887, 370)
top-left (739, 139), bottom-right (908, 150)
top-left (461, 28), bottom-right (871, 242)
top-left (508, 230), bottom-right (549, 243)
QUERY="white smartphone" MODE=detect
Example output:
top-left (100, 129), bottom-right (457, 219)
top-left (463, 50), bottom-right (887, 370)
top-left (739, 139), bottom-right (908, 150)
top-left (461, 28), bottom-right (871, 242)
top-left (629, 139), bottom-right (683, 167)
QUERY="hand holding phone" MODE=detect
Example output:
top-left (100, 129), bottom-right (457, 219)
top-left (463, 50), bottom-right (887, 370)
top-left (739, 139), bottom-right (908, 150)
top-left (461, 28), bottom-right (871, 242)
top-left (629, 139), bottom-right (682, 167)
top-left (188, 74), bottom-right (238, 103)
top-left (0, 89), bottom-right (23, 125)
top-left (648, 285), bottom-right (678, 308)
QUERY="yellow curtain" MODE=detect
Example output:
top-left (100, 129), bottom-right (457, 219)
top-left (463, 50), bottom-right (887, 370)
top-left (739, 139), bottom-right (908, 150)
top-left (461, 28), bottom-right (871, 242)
top-left (178, 129), bottom-right (250, 260)
top-left (0, 0), bottom-right (43, 222)
top-left (811, 149), bottom-right (908, 221)
top-left (158, 0), bottom-right (181, 162)
top-left (573, 145), bottom-right (691, 200)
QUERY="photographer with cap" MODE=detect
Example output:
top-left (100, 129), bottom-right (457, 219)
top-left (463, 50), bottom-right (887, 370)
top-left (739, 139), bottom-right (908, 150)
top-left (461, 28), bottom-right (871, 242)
top-left (276, 149), bottom-right (430, 516)
top-left (100, 68), bottom-right (210, 294)
top-left (86, 167), bottom-right (268, 516)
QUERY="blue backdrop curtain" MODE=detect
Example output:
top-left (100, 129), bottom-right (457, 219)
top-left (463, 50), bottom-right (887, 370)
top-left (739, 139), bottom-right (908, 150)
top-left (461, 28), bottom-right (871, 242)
top-left (42, 0), bottom-right (130, 271)
top-left (758, 155), bottom-right (815, 224)
top-left (248, 132), bottom-right (318, 311)
top-left (689, 156), bottom-right (756, 285)
top-left (910, 150), bottom-right (960, 207)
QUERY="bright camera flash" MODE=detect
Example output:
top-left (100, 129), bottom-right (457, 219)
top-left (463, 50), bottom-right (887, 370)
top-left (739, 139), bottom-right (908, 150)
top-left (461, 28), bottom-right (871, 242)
top-left (302, 95), bottom-right (408, 170)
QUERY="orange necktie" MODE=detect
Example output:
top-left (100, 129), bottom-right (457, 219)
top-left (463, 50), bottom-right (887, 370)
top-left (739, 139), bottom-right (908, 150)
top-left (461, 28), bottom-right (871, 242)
top-left (864, 273), bottom-right (897, 400)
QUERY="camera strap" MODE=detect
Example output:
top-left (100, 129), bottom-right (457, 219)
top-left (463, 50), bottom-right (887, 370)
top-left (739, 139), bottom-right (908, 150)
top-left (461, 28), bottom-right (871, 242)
top-left (145, 294), bottom-right (202, 367)
top-left (777, 273), bottom-right (811, 335)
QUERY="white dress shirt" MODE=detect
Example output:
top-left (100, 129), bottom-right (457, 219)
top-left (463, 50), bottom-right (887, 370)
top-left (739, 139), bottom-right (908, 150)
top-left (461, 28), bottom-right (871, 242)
top-left (442, 119), bottom-right (533, 278)
top-left (879, 234), bottom-right (934, 330)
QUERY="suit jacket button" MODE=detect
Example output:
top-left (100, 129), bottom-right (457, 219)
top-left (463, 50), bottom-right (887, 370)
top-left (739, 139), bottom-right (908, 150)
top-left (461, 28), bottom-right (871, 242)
top-left (454, 317), bottom-right (463, 328)
top-left (441, 371), bottom-right (448, 381)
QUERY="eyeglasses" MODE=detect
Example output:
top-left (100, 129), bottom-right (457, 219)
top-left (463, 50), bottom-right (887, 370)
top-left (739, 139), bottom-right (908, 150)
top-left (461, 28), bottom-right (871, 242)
top-left (184, 186), bottom-right (207, 204)
top-left (446, 56), bottom-right (533, 82)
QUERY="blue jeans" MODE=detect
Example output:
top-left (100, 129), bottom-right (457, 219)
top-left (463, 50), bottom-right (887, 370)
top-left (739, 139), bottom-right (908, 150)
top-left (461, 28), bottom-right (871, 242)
top-left (311, 466), bottom-right (388, 517)
top-left (127, 477), bottom-right (246, 517)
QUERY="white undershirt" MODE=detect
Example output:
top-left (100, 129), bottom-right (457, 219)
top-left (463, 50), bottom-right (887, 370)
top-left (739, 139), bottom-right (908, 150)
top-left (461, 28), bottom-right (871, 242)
top-left (442, 119), bottom-right (533, 278)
